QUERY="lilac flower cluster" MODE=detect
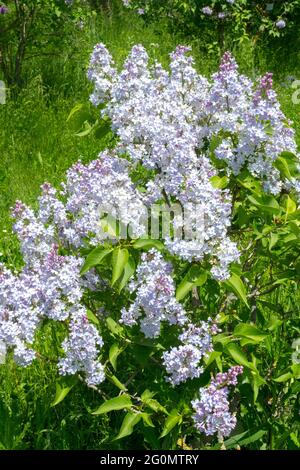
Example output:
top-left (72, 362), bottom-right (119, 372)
top-left (58, 309), bottom-right (105, 386)
top-left (88, 43), bottom-right (299, 273)
top-left (87, 43), bottom-right (243, 278)
top-left (121, 249), bottom-right (186, 338)
top-left (0, 244), bottom-right (105, 384)
top-left (275, 19), bottom-right (286, 29)
top-left (163, 319), bottom-right (220, 385)
top-left (210, 52), bottom-right (297, 194)
top-left (192, 366), bottom-right (243, 437)
top-left (14, 152), bottom-right (146, 253)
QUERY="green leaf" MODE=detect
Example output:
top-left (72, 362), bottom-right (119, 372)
top-left (204, 351), bottom-right (222, 367)
top-left (107, 374), bottom-right (127, 391)
top-left (210, 175), bottom-right (229, 189)
top-left (176, 266), bottom-right (207, 301)
top-left (141, 413), bottom-right (155, 427)
top-left (274, 151), bottom-right (299, 179)
top-left (118, 255), bottom-right (136, 292)
top-left (93, 118), bottom-right (111, 139)
top-left (226, 343), bottom-right (255, 370)
top-left (92, 395), bottom-right (132, 415)
top-left (238, 430), bottom-right (267, 447)
top-left (274, 156), bottom-right (293, 179)
top-left (141, 390), bottom-right (168, 415)
top-left (114, 412), bottom-right (142, 440)
top-left (248, 194), bottom-right (280, 215)
top-left (234, 323), bottom-right (268, 342)
top-left (224, 273), bottom-right (249, 308)
top-left (111, 248), bottom-right (129, 286)
top-left (269, 232), bottom-right (278, 251)
top-left (67, 103), bottom-right (83, 122)
top-left (251, 372), bottom-right (266, 402)
top-left (223, 431), bottom-right (249, 449)
top-left (51, 377), bottom-right (77, 407)
top-left (86, 309), bottom-right (100, 326)
top-left (132, 238), bottom-right (164, 251)
top-left (80, 247), bottom-right (112, 275)
top-left (291, 364), bottom-right (300, 379)
top-left (75, 121), bottom-right (93, 137)
top-left (284, 195), bottom-right (297, 216)
top-left (160, 410), bottom-right (182, 438)
top-left (106, 317), bottom-right (124, 337)
top-left (273, 372), bottom-right (293, 383)
top-left (109, 343), bottom-right (122, 371)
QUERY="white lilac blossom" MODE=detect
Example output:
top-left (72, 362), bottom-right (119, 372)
top-left (61, 152), bottom-right (146, 245)
top-left (163, 319), bottom-right (220, 385)
top-left (208, 52), bottom-right (297, 194)
top-left (14, 152), bottom-right (146, 254)
top-left (275, 19), bottom-right (286, 29)
top-left (58, 309), bottom-right (105, 386)
top-left (192, 366), bottom-right (243, 437)
top-left (87, 43), bottom-right (298, 274)
top-left (87, 43), bottom-right (117, 107)
top-left (202, 6), bottom-right (213, 16)
top-left (120, 249), bottom-right (187, 338)
top-left (88, 44), bottom-right (242, 277)
top-left (0, 246), bottom-right (105, 385)
top-left (163, 345), bottom-right (204, 386)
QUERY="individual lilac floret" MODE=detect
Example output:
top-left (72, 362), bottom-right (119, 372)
top-left (163, 318), bottom-right (220, 385)
top-left (275, 19), bottom-right (286, 29)
top-left (202, 6), bottom-right (213, 16)
top-left (58, 309), bottom-right (105, 386)
top-left (192, 366), bottom-right (243, 437)
top-left (163, 345), bottom-right (204, 386)
top-left (0, 5), bottom-right (8, 14)
top-left (120, 249), bottom-right (187, 338)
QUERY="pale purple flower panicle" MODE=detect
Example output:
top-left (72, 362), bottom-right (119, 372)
top-left (58, 309), bottom-right (105, 386)
top-left (121, 249), bottom-right (187, 338)
top-left (192, 366), bottom-right (243, 437)
top-left (163, 318), bottom-right (220, 385)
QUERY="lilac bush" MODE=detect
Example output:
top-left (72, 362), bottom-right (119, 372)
top-left (0, 43), bottom-right (299, 447)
